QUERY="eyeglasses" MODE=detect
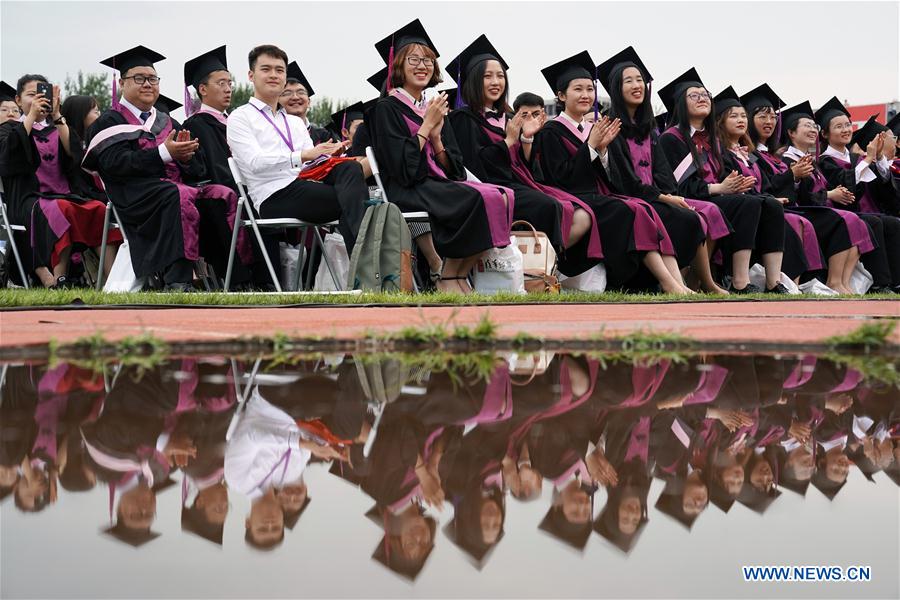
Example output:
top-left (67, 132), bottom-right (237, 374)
top-left (686, 92), bottom-right (711, 102)
top-left (210, 79), bottom-right (235, 90)
top-left (123, 75), bottom-right (160, 86)
top-left (406, 56), bottom-right (434, 67)
top-left (280, 89), bottom-right (308, 98)
top-left (831, 123), bottom-right (853, 132)
top-left (0, 106), bottom-right (20, 115)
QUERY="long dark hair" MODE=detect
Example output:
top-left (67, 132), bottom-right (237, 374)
top-left (60, 95), bottom-right (98, 141)
top-left (460, 59), bottom-right (511, 115)
top-left (671, 83), bottom-right (723, 178)
top-left (607, 63), bottom-right (654, 140)
top-left (748, 105), bottom-right (776, 147)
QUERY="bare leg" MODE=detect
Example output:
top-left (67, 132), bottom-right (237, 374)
top-left (437, 257), bottom-right (466, 294)
top-left (693, 241), bottom-right (728, 294)
top-left (761, 251), bottom-right (784, 289)
top-left (643, 251), bottom-right (690, 294)
top-left (731, 249), bottom-right (752, 289)
top-left (414, 233), bottom-right (443, 273)
top-left (566, 208), bottom-right (591, 248)
top-left (826, 248), bottom-right (850, 293)
top-left (52, 246), bottom-right (72, 281)
top-left (35, 266), bottom-right (56, 287)
top-left (840, 245), bottom-right (860, 294)
top-left (95, 244), bottom-right (119, 279)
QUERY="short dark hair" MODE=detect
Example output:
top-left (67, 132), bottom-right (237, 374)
top-left (248, 45), bottom-right (288, 71)
top-left (16, 74), bottom-right (48, 95)
top-left (513, 92), bottom-right (545, 113)
top-left (244, 526), bottom-right (284, 550)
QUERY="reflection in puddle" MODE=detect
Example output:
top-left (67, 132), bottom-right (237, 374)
top-left (1, 352), bottom-right (897, 596)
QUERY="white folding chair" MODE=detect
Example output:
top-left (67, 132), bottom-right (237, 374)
top-left (224, 157), bottom-right (341, 292)
top-left (364, 146), bottom-right (429, 224)
top-left (96, 198), bottom-right (126, 290)
top-left (0, 179), bottom-right (30, 288)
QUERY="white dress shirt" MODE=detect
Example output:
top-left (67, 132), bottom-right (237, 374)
top-left (822, 145), bottom-right (890, 183)
top-left (558, 111), bottom-right (609, 169)
top-left (227, 96), bottom-right (315, 210)
top-left (200, 103), bottom-right (226, 116)
top-left (119, 96), bottom-right (172, 163)
top-left (224, 389), bottom-right (311, 500)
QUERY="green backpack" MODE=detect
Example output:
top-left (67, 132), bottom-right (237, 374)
top-left (347, 200), bottom-right (414, 292)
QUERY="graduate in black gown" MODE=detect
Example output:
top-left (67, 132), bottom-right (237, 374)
top-left (181, 46), bottom-right (236, 190)
top-left (658, 68), bottom-right (786, 293)
top-left (779, 101), bottom-right (891, 293)
top-left (745, 87), bottom-right (868, 294)
top-left (447, 35), bottom-right (602, 275)
top-left (815, 97), bottom-right (900, 292)
top-left (370, 19), bottom-right (515, 294)
top-left (0, 74), bottom-right (123, 287)
top-left (0, 81), bottom-right (21, 123)
top-left (531, 51), bottom-right (692, 293)
top-left (852, 116), bottom-right (900, 215)
top-left (712, 86), bottom-right (808, 285)
top-left (598, 46), bottom-right (728, 294)
top-left (82, 46), bottom-right (252, 290)
top-left (281, 61), bottom-right (337, 145)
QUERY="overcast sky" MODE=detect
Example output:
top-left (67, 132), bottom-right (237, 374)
top-left (2, 0), bottom-right (898, 121)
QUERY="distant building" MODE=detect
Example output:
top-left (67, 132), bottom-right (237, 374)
top-left (844, 100), bottom-right (899, 129)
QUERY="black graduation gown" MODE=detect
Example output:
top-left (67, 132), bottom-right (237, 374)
top-left (308, 123), bottom-right (336, 145)
top-left (607, 132), bottom-right (706, 268)
top-left (0, 121), bottom-right (113, 278)
top-left (720, 150), bottom-right (804, 277)
top-left (370, 95), bottom-right (500, 258)
top-left (759, 150), bottom-right (855, 264)
top-left (659, 129), bottom-right (767, 255)
top-left (531, 119), bottom-right (640, 283)
top-left (819, 152), bottom-right (900, 286)
top-left (182, 112), bottom-right (236, 190)
top-left (449, 108), bottom-right (564, 251)
top-left (84, 108), bottom-right (244, 279)
top-left (348, 122), bottom-right (371, 158)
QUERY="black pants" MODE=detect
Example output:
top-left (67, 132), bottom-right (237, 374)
top-left (859, 213), bottom-right (900, 287)
top-left (260, 161), bottom-right (368, 256)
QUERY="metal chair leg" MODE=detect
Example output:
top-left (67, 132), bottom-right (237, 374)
top-left (314, 227), bottom-right (341, 290)
top-left (224, 198), bottom-right (244, 292)
top-left (1, 206), bottom-right (29, 289)
top-left (96, 202), bottom-right (112, 290)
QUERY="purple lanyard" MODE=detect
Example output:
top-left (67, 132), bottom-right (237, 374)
top-left (256, 106), bottom-right (294, 152)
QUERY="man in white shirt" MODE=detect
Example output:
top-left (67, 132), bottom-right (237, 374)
top-left (227, 45), bottom-right (369, 255)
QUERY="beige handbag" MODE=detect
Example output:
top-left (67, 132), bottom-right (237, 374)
top-left (511, 220), bottom-right (559, 294)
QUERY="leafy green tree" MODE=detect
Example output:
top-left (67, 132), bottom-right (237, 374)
top-left (63, 71), bottom-right (111, 111)
top-left (308, 97), bottom-right (349, 127)
top-left (229, 82), bottom-right (254, 109)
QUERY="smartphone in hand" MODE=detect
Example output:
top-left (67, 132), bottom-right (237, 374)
top-left (35, 82), bottom-right (53, 111)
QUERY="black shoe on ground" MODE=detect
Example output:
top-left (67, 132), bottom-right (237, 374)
top-left (766, 282), bottom-right (791, 294)
top-left (163, 282), bottom-right (194, 293)
top-left (728, 282), bottom-right (762, 294)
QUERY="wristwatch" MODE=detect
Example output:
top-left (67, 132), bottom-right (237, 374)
top-left (53, 116), bottom-right (66, 126)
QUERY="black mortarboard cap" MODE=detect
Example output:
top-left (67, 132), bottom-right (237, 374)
top-left (367, 66), bottom-right (389, 94)
top-left (331, 102), bottom-right (365, 135)
top-left (375, 19), bottom-right (440, 63)
top-left (780, 100), bottom-right (815, 138)
top-left (713, 85), bottom-right (743, 117)
top-left (886, 111), bottom-right (900, 136)
top-left (851, 115), bottom-right (887, 149)
top-left (538, 502), bottom-right (593, 550)
top-left (184, 45), bottom-right (228, 90)
top-left (707, 477), bottom-right (738, 513)
top-left (810, 468), bottom-right (847, 500)
top-left (437, 87), bottom-right (459, 111)
top-left (181, 505), bottom-right (224, 546)
top-left (0, 81), bottom-right (17, 101)
top-left (814, 96), bottom-right (850, 129)
top-left (154, 93), bottom-right (182, 114)
top-left (596, 46), bottom-right (652, 95)
top-left (443, 517), bottom-right (503, 570)
top-left (286, 62), bottom-right (315, 97)
top-left (737, 483), bottom-right (782, 514)
top-left (100, 45), bottom-right (166, 74)
top-left (654, 479), bottom-right (704, 529)
top-left (740, 83), bottom-right (784, 114)
top-left (540, 50), bottom-right (596, 94)
top-left (103, 523), bottom-right (161, 547)
top-left (655, 112), bottom-right (669, 131)
top-left (657, 67), bottom-right (704, 113)
top-left (446, 34), bottom-right (507, 87)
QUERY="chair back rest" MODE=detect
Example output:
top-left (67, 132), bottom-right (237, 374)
top-left (227, 157), bottom-right (245, 186)
top-left (365, 146), bottom-right (389, 203)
